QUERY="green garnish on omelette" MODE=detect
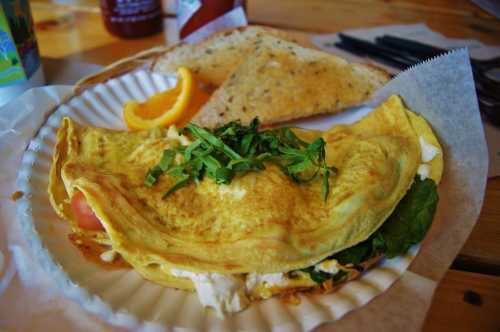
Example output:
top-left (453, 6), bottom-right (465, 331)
top-left (145, 119), bottom-right (336, 201)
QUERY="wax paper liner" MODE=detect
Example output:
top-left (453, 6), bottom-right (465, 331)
top-left (10, 49), bottom-right (488, 331)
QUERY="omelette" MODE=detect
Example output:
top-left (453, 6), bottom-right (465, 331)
top-left (48, 95), bottom-right (443, 316)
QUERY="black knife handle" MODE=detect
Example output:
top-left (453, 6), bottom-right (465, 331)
top-left (375, 35), bottom-right (446, 60)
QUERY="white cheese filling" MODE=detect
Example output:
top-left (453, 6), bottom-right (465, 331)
top-left (170, 269), bottom-right (249, 317)
top-left (245, 272), bottom-right (286, 292)
top-left (315, 259), bottom-right (340, 274)
top-left (419, 136), bottom-right (440, 163)
top-left (417, 136), bottom-right (440, 180)
top-left (218, 184), bottom-right (247, 200)
top-left (417, 164), bottom-right (430, 181)
top-left (99, 249), bottom-right (117, 263)
top-left (170, 259), bottom-right (345, 315)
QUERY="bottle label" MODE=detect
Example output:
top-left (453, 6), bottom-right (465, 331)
top-left (0, 0), bottom-right (41, 87)
top-left (108, 0), bottom-right (161, 23)
top-left (177, 0), bottom-right (201, 31)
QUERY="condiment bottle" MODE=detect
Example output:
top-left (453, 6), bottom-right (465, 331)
top-left (100, 0), bottom-right (163, 39)
top-left (177, 0), bottom-right (244, 39)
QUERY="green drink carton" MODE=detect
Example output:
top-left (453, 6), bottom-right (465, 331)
top-left (0, 0), bottom-right (44, 107)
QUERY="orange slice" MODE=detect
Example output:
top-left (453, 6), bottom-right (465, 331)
top-left (123, 67), bottom-right (210, 130)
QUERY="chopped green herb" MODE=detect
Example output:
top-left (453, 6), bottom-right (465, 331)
top-left (144, 166), bottom-right (163, 187)
top-left (158, 149), bottom-right (175, 171)
top-left (145, 119), bottom-right (337, 200)
top-left (163, 173), bottom-right (190, 198)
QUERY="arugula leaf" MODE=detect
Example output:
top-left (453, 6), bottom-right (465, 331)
top-left (158, 150), bottom-right (175, 170)
top-left (215, 167), bottom-right (234, 184)
top-left (186, 123), bottom-right (242, 161)
top-left (144, 166), bottom-right (163, 187)
top-left (166, 165), bottom-right (186, 177)
top-left (300, 267), bottom-right (347, 284)
top-left (184, 139), bottom-right (203, 161)
top-left (321, 168), bottom-right (332, 203)
top-left (213, 118), bottom-right (260, 153)
top-left (332, 269), bottom-right (348, 283)
top-left (144, 150), bottom-right (177, 186)
top-left (163, 174), bottom-right (191, 198)
top-left (300, 266), bottom-right (330, 284)
top-left (240, 133), bottom-right (255, 155)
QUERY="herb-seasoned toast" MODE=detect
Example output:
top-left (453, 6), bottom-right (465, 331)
top-left (192, 35), bottom-right (390, 127)
top-left (152, 26), bottom-right (296, 87)
top-left (153, 26), bottom-right (390, 127)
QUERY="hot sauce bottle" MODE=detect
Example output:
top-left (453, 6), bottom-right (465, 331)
top-left (100, 0), bottom-right (163, 38)
top-left (177, 0), bottom-right (244, 39)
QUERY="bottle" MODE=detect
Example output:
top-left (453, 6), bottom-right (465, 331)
top-left (177, 0), bottom-right (244, 40)
top-left (0, 0), bottom-right (44, 107)
top-left (100, 0), bottom-right (163, 39)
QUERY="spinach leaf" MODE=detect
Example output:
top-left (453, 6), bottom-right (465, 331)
top-left (302, 177), bottom-right (438, 285)
top-left (373, 177), bottom-right (439, 258)
top-left (332, 177), bottom-right (439, 263)
top-left (333, 240), bottom-right (373, 266)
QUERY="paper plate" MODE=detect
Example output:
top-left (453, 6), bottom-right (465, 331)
top-left (16, 69), bottom-right (418, 332)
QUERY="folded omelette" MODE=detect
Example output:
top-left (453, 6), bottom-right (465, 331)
top-left (48, 95), bottom-right (443, 316)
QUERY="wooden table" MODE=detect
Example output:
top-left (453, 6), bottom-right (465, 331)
top-left (30, 0), bottom-right (500, 331)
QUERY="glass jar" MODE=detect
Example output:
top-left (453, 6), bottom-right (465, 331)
top-left (100, 0), bottom-right (163, 39)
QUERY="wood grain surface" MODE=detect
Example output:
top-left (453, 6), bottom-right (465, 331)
top-left (246, 0), bottom-right (500, 44)
top-left (459, 178), bottom-right (500, 269)
top-left (423, 270), bottom-right (500, 332)
top-left (29, 0), bottom-right (500, 331)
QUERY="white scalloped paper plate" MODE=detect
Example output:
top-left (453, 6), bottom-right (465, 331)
top-left (16, 70), bottom-right (418, 332)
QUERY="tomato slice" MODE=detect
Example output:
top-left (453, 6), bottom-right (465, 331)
top-left (70, 191), bottom-right (104, 231)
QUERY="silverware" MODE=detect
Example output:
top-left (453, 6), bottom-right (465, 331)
top-left (335, 34), bottom-right (500, 126)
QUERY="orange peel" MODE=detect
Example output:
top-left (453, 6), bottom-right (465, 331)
top-left (123, 67), bottom-right (209, 130)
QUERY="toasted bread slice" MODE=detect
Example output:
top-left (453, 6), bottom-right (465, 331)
top-left (152, 26), bottom-right (297, 86)
top-left (76, 27), bottom-right (292, 94)
top-left (191, 35), bottom-right (390, 128)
